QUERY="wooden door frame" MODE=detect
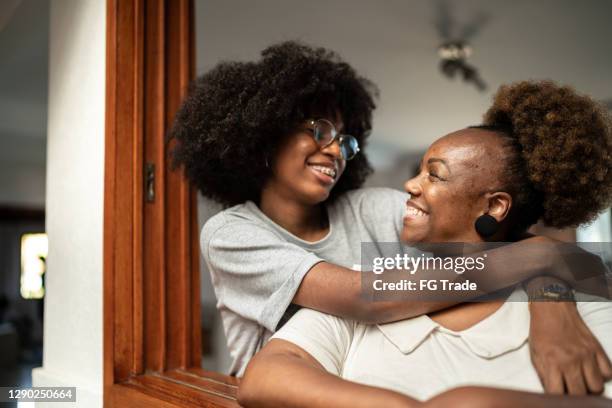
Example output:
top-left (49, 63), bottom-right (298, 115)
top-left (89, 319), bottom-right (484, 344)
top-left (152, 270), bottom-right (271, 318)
top-left (103, 0), bottom-right (239, 406)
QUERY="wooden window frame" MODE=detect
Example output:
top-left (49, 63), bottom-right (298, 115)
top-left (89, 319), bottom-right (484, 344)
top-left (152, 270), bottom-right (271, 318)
top-left (103, 0), bottom-right (239, 406)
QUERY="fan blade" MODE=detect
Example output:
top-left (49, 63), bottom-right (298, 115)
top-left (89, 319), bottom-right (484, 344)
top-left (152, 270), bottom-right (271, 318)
top-left (459, 11), bottom-right (490, 42)
top-left (434, 0), bottom-right (455, 41)
top-left (460, 61), bottom-right (487, 91)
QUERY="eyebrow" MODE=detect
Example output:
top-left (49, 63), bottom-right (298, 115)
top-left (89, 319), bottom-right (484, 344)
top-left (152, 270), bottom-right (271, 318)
top-left (427, 158), bottom-right (451, 173)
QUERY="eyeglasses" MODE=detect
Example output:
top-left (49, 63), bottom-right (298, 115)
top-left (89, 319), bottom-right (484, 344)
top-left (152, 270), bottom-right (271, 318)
top-left (305, 118), bottom-right (360, 161)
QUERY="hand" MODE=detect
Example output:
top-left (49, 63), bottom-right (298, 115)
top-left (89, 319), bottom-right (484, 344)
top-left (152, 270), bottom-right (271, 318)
top-left (529, 301), bottom-right (612, 395)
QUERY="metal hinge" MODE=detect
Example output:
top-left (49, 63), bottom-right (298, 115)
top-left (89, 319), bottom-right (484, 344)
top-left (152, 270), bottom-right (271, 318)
top-left (145, 163), bottom-right (155, 202)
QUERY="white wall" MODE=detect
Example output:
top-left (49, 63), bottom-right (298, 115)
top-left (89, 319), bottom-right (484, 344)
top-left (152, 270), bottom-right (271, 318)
top-left (31, 1), bottom-right (106, 407)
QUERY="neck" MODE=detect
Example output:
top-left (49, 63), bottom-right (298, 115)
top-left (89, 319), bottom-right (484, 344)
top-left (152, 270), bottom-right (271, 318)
top-left (259, 185), bottom-right (328, 241)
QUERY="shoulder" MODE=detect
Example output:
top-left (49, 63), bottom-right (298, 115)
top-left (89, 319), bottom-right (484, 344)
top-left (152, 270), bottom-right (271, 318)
top-left (202, 202), bottom-right (271, 234)
top-left (203, 201), bottom-right (259, 227)
top-left (273, 308), bottom-right (354, 343)
top-left (201, 203), bottom-right (279, 251)
top-left (284, 307), bottom-right (344, 326)
top-left (272, 308), bottom-right (355, 375)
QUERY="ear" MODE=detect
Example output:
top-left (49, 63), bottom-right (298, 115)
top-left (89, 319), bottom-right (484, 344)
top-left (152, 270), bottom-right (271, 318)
top-left (485, 191), bottom-right (512, 222)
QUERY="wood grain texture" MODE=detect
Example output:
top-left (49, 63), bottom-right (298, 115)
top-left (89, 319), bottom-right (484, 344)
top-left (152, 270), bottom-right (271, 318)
top-left (104, 0), bottom-right (239, 405)
top-left (143, 0), bottom-right (166, 373)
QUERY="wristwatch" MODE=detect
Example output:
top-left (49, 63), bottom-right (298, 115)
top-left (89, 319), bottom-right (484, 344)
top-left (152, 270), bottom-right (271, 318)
top-left (528, 282), bottom-right (575, 302)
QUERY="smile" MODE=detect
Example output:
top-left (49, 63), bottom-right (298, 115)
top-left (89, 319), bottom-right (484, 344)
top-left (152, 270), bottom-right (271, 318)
top-left (405, 206), bottom-right (427, 217)
top-left (308, 164), bottom-right (337, 180)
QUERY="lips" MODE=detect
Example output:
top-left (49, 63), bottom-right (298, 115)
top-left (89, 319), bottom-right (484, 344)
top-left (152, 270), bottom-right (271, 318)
top-left (404, 201), bottom-right (429, 221)
top-left (308, 164), bottom-right (337, 179)
top-left (307, 161), bottom-right (338, 185)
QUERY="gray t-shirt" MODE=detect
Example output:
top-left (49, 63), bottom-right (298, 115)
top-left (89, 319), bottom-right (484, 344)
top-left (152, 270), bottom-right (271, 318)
top-left (201, 187), bottom-right (408, 375)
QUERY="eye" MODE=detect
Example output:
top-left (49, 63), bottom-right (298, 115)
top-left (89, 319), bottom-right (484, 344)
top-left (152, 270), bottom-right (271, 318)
top-left (428, 172), bottom-right (440, 181)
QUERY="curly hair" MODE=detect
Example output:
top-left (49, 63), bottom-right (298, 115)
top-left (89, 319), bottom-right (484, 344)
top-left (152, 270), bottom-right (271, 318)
top-left (474, 80), bottom-right (612, 230)
top-left (168, 41), bottom-right (378, 207)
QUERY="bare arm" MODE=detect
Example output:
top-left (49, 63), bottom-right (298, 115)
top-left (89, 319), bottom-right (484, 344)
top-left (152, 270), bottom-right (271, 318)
top-left (425, 386), bottom-right (612, 408)
top-left (294, 240), bottom-right (536, 324)
top-left (294, 260), bottom-right (455, 323)
top-left (239, 341), bottom-right (612, 408)
top-left (294, 235), bottom-right (610, 323)
top-left (238, 339), bottom-right (420, 408)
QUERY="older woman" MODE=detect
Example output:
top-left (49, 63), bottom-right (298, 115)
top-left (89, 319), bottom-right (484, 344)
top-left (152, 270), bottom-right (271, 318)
top-left (238, 81), bottom-right (612, 407)
top-left (170, 42), bottom-right (608, 390)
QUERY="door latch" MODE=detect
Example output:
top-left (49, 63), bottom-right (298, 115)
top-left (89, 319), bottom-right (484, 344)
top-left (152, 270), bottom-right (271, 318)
top-left (145, 163), bottom-right (155, 202)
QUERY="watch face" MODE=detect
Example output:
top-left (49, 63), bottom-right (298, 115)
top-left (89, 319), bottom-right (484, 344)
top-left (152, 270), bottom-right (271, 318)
top-left (545, 283), bottom-right (567, 294)
top-left (540, 283), bottom-right (574, 301)
top-left (530, 283), bottom-right (574, 302)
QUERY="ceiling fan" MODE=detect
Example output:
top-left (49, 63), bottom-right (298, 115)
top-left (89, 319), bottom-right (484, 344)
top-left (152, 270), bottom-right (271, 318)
top-left (434, 0), bottom-right (489, 92)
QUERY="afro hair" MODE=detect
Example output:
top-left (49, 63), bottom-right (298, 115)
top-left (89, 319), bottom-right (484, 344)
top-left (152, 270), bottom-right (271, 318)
top-left (479, 80), bottom-right (612, 230)
top-left (168, 41), bottom-right (378, 207)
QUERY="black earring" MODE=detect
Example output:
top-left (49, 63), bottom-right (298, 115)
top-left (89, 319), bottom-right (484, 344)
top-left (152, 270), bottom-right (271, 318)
top-left (474, 214), bottom-right (499, 238)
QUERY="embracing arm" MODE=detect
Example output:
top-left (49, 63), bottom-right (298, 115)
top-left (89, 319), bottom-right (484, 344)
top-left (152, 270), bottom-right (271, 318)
top-left (294, 235), bottom-right (609, 324)
top-left (238, 339), bottom-right (419, 408)
top-left (294, 239), bottom-right (531, 324)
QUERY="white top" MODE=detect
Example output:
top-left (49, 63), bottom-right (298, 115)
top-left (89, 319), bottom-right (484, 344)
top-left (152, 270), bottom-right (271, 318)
top-left (272, 288), bottom-right (612, 401)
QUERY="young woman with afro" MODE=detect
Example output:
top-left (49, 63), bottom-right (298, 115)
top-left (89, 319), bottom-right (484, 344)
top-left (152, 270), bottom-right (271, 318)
top-left (170, 41), bottom-right (610, 393)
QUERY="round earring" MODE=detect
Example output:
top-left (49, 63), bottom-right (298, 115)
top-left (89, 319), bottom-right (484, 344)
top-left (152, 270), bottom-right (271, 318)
top-left (474, 214), bottom-right (499, 238)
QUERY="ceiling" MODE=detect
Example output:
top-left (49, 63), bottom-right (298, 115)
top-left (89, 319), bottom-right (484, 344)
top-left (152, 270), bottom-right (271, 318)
top-left (195, 0), bottom-right (612, 166)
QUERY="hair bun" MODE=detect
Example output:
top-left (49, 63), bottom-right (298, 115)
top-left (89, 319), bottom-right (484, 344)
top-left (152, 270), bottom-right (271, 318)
top-left (483, 80), bottom-right (612, 228)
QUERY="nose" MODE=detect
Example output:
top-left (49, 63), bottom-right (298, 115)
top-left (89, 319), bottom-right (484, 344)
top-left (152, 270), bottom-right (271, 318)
top-left (320, 139), bottom-right (343, 160)
top-left (404, 174), bottom-right (422, 197)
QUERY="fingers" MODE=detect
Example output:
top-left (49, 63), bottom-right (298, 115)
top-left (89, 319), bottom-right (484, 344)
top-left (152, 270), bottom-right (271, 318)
top-left (595, 348), bottom-right (612, 380)
top-left (532, 361), bottom-right (547, 393)
top-left (582, 355), bottom-right (605, 395)
top-left (545, 349), bottom-right (611, 395)
top-left (543, 368), bottom-right (565, 395)
top-left (563, 365), bottom-right (588, 396)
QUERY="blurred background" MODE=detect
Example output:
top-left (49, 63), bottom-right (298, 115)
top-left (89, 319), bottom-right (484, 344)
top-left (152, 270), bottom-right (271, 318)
top-left (0, 0), bottom-right (48, 396)
top-left (0, 0), bottom-right (610, 389)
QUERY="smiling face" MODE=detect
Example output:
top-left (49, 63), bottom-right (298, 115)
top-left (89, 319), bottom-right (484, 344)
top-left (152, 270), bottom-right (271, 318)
top-left (401, 128), bottom-right (512, 243)
top-left (263, 114), bottom-right (347, 206)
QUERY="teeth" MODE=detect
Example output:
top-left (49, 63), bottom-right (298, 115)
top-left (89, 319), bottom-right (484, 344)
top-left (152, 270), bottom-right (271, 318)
top-left (310, 165), bottom-right (336, 178)
top-left (406, 206), bottom-right (427, 217)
